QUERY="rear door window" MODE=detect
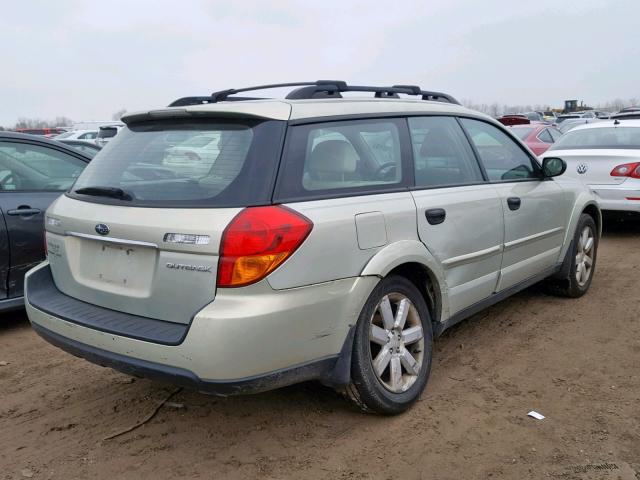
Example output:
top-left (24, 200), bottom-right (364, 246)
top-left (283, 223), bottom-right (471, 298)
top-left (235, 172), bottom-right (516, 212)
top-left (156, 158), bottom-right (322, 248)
top-left (408, 116), bottom-right (484, 188)
top-left (461, 118), bottom-right (540, 181)
top-left (276, 118), bottom-right (408, 200)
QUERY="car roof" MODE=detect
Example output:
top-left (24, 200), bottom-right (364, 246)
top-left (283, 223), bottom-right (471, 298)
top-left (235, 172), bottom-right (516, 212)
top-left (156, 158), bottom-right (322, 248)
top-left (569, 119), bottom-right (640, 131)
top-left (122, 97), bottom-right (488, 124)
top-left (0, 131), bottom-right (93, 160)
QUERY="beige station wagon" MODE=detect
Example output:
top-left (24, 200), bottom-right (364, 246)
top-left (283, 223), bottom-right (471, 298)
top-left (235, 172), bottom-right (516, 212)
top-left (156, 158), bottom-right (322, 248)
top-left (25, 81), bottom-right (600, 414)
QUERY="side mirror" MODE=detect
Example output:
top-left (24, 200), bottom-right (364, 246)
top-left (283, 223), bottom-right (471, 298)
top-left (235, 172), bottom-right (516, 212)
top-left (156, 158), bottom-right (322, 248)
top-left (542, 157), bottom-right (567, 178)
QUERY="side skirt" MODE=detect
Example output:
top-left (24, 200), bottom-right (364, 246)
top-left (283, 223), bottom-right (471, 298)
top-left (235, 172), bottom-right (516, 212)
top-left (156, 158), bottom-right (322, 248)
top-left (433, 264), bottom-right (561, 337)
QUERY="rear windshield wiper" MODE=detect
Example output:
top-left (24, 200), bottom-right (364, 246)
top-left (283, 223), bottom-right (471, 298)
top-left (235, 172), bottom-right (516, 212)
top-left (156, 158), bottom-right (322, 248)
top-left (74, 186), bottom-right (134, 201)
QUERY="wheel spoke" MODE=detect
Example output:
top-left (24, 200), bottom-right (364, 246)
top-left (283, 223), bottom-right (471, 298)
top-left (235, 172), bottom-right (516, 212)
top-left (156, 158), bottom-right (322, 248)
top-left (370, 325), bottom-right (389, 346)
top-left (580, 264), bottom-right (588, 284)
top-left (402, 325), bottom-right (423, 345)
top-left (390, 356), bottom-right (402, 390)
top-left (394, 298), bottom-right (410, 329)
top-left (378, 296), bottom-right (395, 330)
top-left (581, 229), bottom-right (589, 250)
top-left (583, 236), bottom-right (594, 253)
top-left (373, 347), bottom-right (392, 376)
top-left (584, 254), bottom-right (593, 267)
top-left (400, 349), bottom-right (420, 375)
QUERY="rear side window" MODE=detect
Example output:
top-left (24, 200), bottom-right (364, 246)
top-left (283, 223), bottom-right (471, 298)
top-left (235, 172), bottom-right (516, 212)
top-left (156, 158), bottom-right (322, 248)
top-left (276, 119), bottom-right (406, 200)
top-left (70, 119), bottom-right (286, 207)
top-left (408, 116), bottom-right (484, 188)
top-left (461, 118), bottom-right (539, 181)
top-left (537, 129), bottom-right (554, 143)
top-left (548, 128), bottom-right (562, 142)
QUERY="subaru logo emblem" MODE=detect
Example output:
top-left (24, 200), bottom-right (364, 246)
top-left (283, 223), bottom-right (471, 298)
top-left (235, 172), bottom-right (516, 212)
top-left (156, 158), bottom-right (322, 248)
top-left (576, 163), bottom-right (588, 174)
top-left (95, 223), bottom-right (110, 236)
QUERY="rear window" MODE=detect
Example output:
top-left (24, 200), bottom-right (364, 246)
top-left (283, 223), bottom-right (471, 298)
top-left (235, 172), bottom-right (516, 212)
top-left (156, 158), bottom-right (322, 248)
top-left (97, 127), bottom-right (119, 139)
top-left (69, 119), bottom-right (285, 207)
top-left (550, 127), bottom-right (640, 150)
top-left (510, 127), bottom-right (535, 140)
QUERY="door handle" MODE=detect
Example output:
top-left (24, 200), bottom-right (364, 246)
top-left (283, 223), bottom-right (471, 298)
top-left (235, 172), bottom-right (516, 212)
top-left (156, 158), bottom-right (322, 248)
top-left (507, 197), bottom-right (521, 211)
top-left (425, 208), bottom-right (446, 225)
top-left (7, 206), bottom-right (41, 216)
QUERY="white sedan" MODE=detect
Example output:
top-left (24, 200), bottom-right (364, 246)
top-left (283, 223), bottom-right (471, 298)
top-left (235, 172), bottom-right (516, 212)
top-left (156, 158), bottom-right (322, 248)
top-left (543, 119), bottom-right (640, 213)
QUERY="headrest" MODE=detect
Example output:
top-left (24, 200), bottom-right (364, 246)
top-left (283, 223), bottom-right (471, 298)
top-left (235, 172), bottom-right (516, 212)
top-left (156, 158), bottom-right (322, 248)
top-left (420, 126), bottom-right (457, 157)
top-left (308, 140), bottom-right (358, 175)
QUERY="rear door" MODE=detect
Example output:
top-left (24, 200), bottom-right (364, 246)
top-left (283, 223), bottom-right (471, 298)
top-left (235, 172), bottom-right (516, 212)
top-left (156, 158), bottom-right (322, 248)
top-left (0, 139), bottom-right (88, 297)
top-left (408, 116), bottom-right (503, 315)
top-left (460, 118), bottom-right (570, 291)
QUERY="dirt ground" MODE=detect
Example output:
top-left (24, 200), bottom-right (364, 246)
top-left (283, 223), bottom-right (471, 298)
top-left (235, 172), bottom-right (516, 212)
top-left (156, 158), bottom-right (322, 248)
top-left (1, 218), bottom-right (639, 480)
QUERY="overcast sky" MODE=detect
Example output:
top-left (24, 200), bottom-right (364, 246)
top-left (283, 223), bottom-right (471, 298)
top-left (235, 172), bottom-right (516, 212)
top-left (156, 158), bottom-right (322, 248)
top-left (1, 0), bottom-right (639, 126)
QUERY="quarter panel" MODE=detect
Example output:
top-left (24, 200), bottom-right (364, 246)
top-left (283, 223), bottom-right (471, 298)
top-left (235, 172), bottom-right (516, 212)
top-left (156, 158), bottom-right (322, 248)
top-left (269, 192), bottom-right (417, 289)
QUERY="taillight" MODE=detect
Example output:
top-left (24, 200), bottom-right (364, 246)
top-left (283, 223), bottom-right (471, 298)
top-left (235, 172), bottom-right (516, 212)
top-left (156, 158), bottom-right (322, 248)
top-left (217, 206), bottom-right (313, 287)
top-left (610, 162), bottom-right (640, 178)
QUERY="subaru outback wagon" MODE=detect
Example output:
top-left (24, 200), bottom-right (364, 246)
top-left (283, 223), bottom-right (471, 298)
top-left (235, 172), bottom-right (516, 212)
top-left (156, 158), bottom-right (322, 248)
top-left (25, 81), bottom-right (600, 414)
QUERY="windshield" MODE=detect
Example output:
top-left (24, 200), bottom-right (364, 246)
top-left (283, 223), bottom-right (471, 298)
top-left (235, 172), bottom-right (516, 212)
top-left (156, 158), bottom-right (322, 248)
top-left (69, 118), bottom-right (285, 207)
top-left (510, 127), bottom-right (535, 140)
top-left (550, 127), bottom-right (640, 150)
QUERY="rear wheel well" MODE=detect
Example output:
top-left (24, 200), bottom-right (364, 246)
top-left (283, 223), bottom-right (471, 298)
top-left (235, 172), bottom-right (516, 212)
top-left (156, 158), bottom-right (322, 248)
top-left (386, 263), bottom-right (441, 323)
top-left (582, 204), bottom-right (601, 235)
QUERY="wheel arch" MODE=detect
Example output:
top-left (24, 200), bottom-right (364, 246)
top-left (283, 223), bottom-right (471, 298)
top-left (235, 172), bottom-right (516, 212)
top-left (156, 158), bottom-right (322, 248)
top-left (360, 240), bottom-right (449, 324)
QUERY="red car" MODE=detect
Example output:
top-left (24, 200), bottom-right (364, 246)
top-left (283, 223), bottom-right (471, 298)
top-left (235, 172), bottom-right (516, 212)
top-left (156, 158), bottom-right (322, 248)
top-left (507, 123), bottom-right (562, 156)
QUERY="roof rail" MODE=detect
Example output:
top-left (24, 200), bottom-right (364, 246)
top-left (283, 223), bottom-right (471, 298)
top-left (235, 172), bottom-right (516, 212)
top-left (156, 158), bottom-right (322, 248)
top-left (168, 81), bottom-right (460, 107)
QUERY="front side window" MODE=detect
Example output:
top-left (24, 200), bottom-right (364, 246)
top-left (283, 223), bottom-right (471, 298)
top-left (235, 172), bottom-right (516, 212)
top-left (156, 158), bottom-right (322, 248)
top-left (277, 119), bottom-right (405, 199)
top-left (408, 116), bottom-right (484, 188)
top-left (461, 118), bottom-right (539, 181)
top-left (0, 142), bottom-right (86, 191)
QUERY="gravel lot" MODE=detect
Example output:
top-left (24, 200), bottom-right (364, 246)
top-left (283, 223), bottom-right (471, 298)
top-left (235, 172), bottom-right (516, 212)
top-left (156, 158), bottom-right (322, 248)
top-left (1, 217), bottom-right (639, 480)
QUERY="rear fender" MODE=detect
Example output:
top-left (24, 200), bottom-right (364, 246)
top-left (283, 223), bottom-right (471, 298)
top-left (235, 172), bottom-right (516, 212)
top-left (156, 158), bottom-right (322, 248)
top-left (360, 240), bottom-right (450, 321)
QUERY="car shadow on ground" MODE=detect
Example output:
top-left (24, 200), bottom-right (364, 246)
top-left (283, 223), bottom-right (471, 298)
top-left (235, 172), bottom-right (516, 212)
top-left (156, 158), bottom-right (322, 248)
top-left (0, 308), bottom-right (29, 333)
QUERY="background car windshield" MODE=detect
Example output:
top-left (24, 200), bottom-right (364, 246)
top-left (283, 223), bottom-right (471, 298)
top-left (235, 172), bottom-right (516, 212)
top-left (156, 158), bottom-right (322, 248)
top-left (551, 127), bottom-right (640, 150)
top-left (510, 127), bottom-right (535, 140)
top-left (70, 119), bottom-right (284, 207)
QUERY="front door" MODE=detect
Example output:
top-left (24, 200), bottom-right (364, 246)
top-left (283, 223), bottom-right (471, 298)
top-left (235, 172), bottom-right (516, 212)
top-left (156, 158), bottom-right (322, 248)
top-left (460, 118), bottom-right (570, 291)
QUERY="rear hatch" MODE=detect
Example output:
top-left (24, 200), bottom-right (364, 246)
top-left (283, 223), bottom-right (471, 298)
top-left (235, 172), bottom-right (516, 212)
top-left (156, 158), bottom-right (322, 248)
top-left (45, 115), bottom-right (286, 324)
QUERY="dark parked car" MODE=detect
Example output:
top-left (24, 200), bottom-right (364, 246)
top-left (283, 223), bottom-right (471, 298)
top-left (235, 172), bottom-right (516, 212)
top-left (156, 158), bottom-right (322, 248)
top-left (0, 132), bottom-right (91, 311)
top-left (57, 139), bottom-right (102, 158)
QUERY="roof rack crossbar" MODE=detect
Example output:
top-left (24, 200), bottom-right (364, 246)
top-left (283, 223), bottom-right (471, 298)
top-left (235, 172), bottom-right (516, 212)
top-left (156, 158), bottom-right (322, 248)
top-left (168, 81), bottom-right (460, 107)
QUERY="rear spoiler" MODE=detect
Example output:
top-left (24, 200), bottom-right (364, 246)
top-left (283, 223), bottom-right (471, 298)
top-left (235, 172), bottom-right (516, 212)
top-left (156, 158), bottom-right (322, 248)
top-left (498, 116), bottom-right (531, 126)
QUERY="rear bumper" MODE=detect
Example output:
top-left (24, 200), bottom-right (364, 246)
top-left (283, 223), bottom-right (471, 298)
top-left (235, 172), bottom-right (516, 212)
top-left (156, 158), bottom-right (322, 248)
top-left (31, 322), bottom-right (340, 395)
top-left (591, 184), bottom-right (640, 212)
top-left (25, 262), bottom-right (377, 390)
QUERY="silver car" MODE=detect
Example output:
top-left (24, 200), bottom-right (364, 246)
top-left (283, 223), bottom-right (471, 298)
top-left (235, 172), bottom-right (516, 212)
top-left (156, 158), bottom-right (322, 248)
top-left (25, 81), bottom-right (601, 414)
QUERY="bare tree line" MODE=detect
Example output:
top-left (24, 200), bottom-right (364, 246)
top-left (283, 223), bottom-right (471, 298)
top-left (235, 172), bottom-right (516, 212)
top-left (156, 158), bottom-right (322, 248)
top-left (0, 109), bottom-right (127, 131)
top-left (1, 98), bottom-right (639, 131)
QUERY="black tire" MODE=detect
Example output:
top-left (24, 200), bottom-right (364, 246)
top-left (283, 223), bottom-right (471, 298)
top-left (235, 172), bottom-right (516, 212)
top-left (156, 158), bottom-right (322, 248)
top-left (346, 275), bottom-right (433, 415)
top-left (546, 213), bottom-right (598, 298)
